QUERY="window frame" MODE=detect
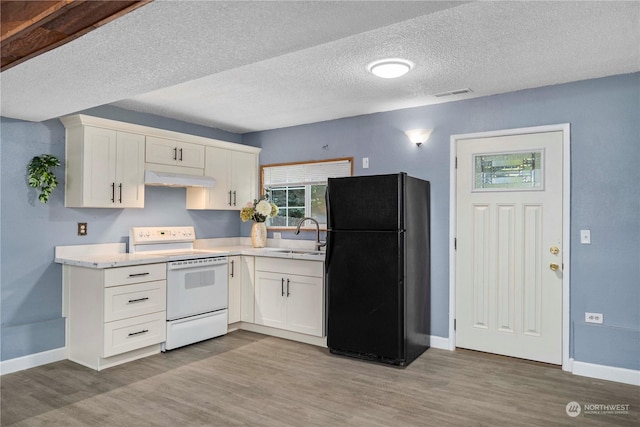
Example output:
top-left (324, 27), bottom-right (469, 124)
top-left (260, 157), bottom-right (353, 231)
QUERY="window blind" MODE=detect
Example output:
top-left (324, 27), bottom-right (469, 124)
top-left (263, 159), bottom-right (351, 187)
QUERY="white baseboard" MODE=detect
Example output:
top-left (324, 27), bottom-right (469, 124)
top-left (429, 335), bottom-right (449, 350)
top-left (0, 347), bottom-right (67, 376)
top-left (572, 359), bottom-right (640, 386)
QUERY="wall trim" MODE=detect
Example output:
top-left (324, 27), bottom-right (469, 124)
top-left (59, 114), bottom-right (260, 154)
top-left (449, 123), bottom-right (572, 370)
top-left (429, 335), bottom-right (449, 350)
top-left (0, 347), bottom-right (66, 376)
top-left (572, 359), bottom-right (640, 386)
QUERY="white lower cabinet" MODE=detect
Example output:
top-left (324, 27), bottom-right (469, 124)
top-left (254, 258), bottom-right (324, 337)
top-left (228, 255), bottom-right (255, 324)
top-left (65, 263), bottom-right (167, 371)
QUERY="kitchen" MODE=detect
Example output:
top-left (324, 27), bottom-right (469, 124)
top-left (1, 1), bottom-right (639, 425)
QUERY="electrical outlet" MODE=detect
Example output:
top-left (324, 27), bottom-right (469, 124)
top-left (77, 222), bottom-right (87, 236)
top-left (585, 312), bottom-right (603, 324)
top-left (273, 232), bottom-right (282, 239)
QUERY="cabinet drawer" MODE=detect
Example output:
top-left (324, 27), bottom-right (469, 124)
top-left (103, 311), bottom-right (166, 357)
top-left (104, 263), bottom-right (166, 287)
top-left (104, 280), bottom-right (167, 322)
top-left (255, 257), bottom-right (323, 277)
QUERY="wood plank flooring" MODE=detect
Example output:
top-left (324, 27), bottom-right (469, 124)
top-left (1, 330), bottom-right (638, 426)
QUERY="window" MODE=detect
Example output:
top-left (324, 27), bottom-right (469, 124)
top-left (473, 150), bottom-right (543, 191)
top-left (261, 158), bottom-right (353, 229)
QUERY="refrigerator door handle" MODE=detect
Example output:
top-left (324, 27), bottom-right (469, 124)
top-left (324, 231), bottom-right (332, 274)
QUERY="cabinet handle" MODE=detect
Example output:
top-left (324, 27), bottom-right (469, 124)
top-left (118, 183), bottom-right (123, 203)
top-left (281, 278), bottom-right (285, 296)
top-left (233, 190), bottom-right (237, 206)
top-left (230, 260), bottom-right (235, 278)
top-left (228, 191), bottom-right (232, 206)
top-left (286, 278), bottom-right (290, 297)
top-left (128, 329), bottom-right (149, 337)
top-left (128, 297), bottom-right (149, 304)
top-left (173, 147), bottom-right (177, 160)
top-left (128, 272), bottom-right (150, 277)
top-left (111, 182), bottom-right (115, 203)
top-left (179, 148), bottom-right (183, 161)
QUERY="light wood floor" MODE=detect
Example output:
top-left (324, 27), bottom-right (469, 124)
top-left (1, 330), bottom-right (638, 426)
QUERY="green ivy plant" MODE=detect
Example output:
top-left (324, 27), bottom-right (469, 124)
top-left (28, 154), bottom-right (61, 203)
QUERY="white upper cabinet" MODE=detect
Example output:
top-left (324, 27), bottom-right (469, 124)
top-left (145, 136), bottom-right (204, 169)
top-left (186, 146), bottom-right (258, 210)
top-left (61, 114), bottom-right (260, 210)
top-left (64, 125), bottom-right (145, 208)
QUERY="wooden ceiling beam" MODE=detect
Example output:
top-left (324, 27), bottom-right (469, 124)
top-left (1, 0), bottom-right (152, 72)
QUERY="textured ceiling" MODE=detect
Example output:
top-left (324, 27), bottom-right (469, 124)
top-left (1, 1), bottom-right (639, 133)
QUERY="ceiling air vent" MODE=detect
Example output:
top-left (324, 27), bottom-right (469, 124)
top-left (434, 88), bottom-right (473, 98)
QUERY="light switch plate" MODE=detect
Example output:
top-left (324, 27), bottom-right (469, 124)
top-left (362, 157), bottom-right (369, 169)
top-left (580, 229), bottom-right (591, 244)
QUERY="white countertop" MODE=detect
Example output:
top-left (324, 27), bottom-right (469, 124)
top-left (55, 241), bottom-right (325, 269)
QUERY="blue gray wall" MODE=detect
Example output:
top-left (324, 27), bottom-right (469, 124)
top-left (1, 74), bottom-right (638, 371)
top-left (245, 73), bottom-right (640, 370)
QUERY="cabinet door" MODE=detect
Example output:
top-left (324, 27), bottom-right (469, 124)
top-left (115, 131), bottom-right (145, 208)
top-left (83, 126), bottom-right (117, 207)
top-left (204, 146), bottom-right (232, 208)
top-left (177, 142), bottom-right (205, 169)
top-left (145, 136), bottom-right (178, 165)
top-left (231, 150), bottom-right (257, 207)
top-left (286, 274), bottom-right (324, 337)
top-left (254, 271), bottom-right (286, 329)
top-left (228, 256), bottom-right (242, 324)
top-left (240, 256), bottom-right (255, 323)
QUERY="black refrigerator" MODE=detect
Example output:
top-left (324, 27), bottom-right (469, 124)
top-left (325, 172), bottom-right (430, 367)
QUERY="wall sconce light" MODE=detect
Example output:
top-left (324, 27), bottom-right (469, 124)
top-left (404, 129), bottom-right (433, 147)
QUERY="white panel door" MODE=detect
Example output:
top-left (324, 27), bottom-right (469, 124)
top-left (83, 126), bottom-right (117, 207)
top-left (205, 146), bottom-right (231, 208)
top-left (227, 256), bottom-right (242, 324)
top-left (286, 274), bottom-right (323, 337)
top-left (456, 131), bottom-right (563, 364)
top-left (116, 131), bottom-right (145, 208)
top-left (231, 150), bottom-right (257, 208)
top-left (254, 271), bottom-right (286, 329)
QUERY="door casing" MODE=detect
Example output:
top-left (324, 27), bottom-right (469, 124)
top-left (449, 123), bottom-right (571, 371)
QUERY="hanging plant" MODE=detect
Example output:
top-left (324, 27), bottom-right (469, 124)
top-left (28, 154), bottom-right (61, 203)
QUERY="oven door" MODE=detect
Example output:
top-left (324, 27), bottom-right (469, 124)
top-left (166, 257), bottom-right (228, 321)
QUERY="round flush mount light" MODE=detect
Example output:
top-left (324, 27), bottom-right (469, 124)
top-left (367, 58), bottom-right (414, 79)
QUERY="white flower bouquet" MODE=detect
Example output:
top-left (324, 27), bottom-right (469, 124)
top-left (240, 195), bottom-right (279, 223)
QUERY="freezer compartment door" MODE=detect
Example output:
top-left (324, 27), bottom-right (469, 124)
top-left (327, 173), bottom-right (404, 231)
top-left (326, 230), bottom-right (404, 362)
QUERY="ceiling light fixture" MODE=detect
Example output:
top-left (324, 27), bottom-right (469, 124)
top-left (368, 58), bottom-right (413, 79)
top-left (405, 129), bottom-right (433, 147)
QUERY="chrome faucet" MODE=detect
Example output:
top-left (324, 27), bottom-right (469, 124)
top-left (295, 217), bottom-right (327, 251)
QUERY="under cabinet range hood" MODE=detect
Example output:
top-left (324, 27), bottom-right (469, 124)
top-left (144, 170), bottom-right (216, 188)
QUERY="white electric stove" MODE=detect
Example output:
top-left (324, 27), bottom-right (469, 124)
top-left (129, 226), bottom-right (228, 350)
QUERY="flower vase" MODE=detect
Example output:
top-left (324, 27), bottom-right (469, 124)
top-left (251, 222), bottom-right (267, 248)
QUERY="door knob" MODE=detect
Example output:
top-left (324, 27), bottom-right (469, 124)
top-left (550, 263), bottom-right (560, 271)
top-left (550, 246), bottom-right (560, 255)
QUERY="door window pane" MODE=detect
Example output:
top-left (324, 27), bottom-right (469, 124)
top-left (474, 151), bottom-right (543, 191)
